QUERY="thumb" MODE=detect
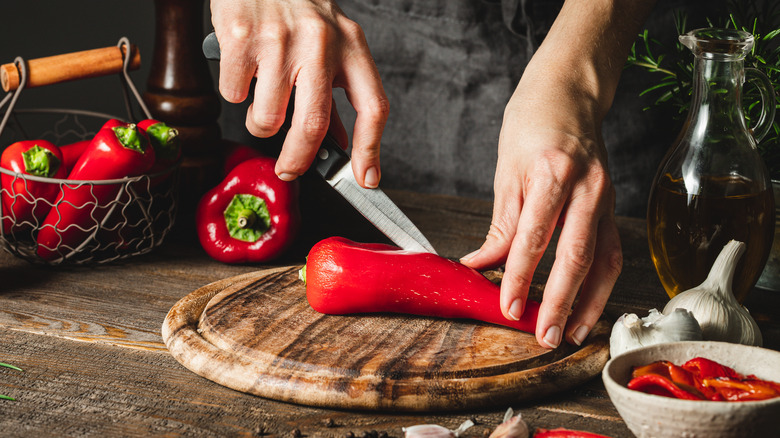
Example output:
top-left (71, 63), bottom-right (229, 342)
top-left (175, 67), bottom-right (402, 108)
top-left (460, 218), bottom-right (517, 270)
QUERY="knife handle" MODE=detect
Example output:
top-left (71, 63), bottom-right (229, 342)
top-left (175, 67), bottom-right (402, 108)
top-left (313, 135), bottom-right (350, 180)
top-left (201, 31), bottom-right (351, 180)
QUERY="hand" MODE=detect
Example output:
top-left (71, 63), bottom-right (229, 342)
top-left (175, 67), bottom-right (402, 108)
top-left (210, 0), bottom-right (389, 188)
top-left (461, 79), bottom-right (622, 349)
top-left (460, 0), bottom-right (655, 349)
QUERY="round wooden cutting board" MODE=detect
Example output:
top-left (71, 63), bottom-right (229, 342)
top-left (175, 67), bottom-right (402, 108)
top-left (162, 265), bottom-right (610, 412)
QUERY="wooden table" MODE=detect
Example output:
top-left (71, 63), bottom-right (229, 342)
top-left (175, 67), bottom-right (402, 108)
top-left (1, 189), bottom-right (778, 437)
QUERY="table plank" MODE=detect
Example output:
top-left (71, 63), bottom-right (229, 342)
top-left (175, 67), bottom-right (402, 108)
top-left (1, 189), bottom-right (777, 437)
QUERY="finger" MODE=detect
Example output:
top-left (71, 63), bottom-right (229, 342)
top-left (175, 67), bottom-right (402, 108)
top-left (245, 42), bottom-right (294, 139)
top-left (460, 196), bottom-right (521, 270)
top-left (500, 176), bottom-right (567, 332)
top-left (328, 98), bottom-right (349, 150)
top-left (534, 198), bottom-right (598, 349)
top-left (340, 29), bottom-right (389, 188)
top-left (565, 215), bottom-right (622, 346)
top-left (275, 67), bottom-right (334, 180)
top-left (217, 30), bottom-right (259, 104)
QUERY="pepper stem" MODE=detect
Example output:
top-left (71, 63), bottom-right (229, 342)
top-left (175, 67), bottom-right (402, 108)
top-left (112, 124), bottom-right (147, 153)
top-left (144, 122), bottom-right (180, 160)
top-left (22, 145), bottom-right (60, 177)
top-left (224, 194), bottom-right (271, 242)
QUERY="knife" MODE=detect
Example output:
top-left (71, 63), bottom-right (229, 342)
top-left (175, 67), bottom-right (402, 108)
top-left (202, 32), bottom-right (436, 254)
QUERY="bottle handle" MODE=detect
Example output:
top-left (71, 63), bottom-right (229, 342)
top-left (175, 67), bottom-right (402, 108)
top-left (745, 67), bottom-right (777, 143)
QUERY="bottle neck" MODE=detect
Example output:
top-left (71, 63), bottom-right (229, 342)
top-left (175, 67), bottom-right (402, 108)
top-left (688, 56), bottom-right (746, 126)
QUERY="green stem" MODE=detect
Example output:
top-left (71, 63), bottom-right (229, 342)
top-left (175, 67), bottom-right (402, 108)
top-left (22, 145), bottom-right (60, 177)
top-left (224, 194), bottom-right (271, 242)
top-left (112, 124), bottom-right (147, 153)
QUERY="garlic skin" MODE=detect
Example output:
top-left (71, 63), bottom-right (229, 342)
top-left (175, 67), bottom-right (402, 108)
top-left (663, 240), bottom-right (763, 347)
top-left (489, 408), bottom-right (529, 438)
top-left (609, 308), bottom-right (703, 357)
top-left (404, 420), bottom-right (474, 438)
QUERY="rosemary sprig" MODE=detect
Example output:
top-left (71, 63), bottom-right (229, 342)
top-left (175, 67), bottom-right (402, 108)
top-left (1, 361), bottom-right (22, 401)
top-left (626, 0), bottom-right (780, 178)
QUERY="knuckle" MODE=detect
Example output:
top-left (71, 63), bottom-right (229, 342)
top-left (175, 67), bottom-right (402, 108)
top-left (517, 224), bottom-right (549, 256)
top-left (602, 245), bottom-right (624, 280)
top-left (249, 111), bottom-right (286, 134)
top-left (341, 19), bottom-right (367, 43)
top-left (365, 94), bottom-right (390, 123)
top-left (301, 109), bottom-right (331, 140)
top-left (558, 241), bottom-right (595, 278)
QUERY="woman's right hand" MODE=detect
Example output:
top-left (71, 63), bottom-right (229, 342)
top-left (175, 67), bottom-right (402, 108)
top-left (210, 0), bottom-right (390, 188)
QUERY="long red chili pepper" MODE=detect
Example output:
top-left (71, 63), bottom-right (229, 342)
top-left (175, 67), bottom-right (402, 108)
top-left (300, 236), bottom-right (540, 333)
top-left (1, 140), bottom-right (67, 233)
top-left (36, 120), bottom-right (155, 260)
top-left (627, 373), bottom-right (704, 400)
top-left (533, 428), bottom-right (613, 438)
top-left (137, 119), bottom-right (180, 173)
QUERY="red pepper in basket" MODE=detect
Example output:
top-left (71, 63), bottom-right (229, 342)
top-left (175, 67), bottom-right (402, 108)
top-left (35, 120), bottom-right (155, 261)
top-left (196, 156), bottom-right (300, 264)
top-left (60, 140), bottom-right (91, 172)
top-left (300, 236), bottom-right (540, 333)
top-left (137, 119), bottom-right (180, 172)
top-left (1, 140), bottom-right (67, 232)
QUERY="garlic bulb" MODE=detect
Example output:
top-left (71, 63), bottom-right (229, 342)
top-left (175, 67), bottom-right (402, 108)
top-left (489, 408), bottom-right (529, 438)
top-left (609, 308), bottom-right (702, 357)
top-left (663, 240), bottom-right (762, 346)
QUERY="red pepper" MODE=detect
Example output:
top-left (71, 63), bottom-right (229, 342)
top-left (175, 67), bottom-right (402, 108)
top-left (196, 156), bottom-right (300, 264)
top-left (59, 140), bottom-right (91, 172)
top-left (35, 120), bottom-right (155, 260)
top-left (628, 357), bottom-right (780, 401)
top-left (300, 236), bottom-right (540, 333)
top-left (533, 428), bottom-right (613, 438)
top-left (627, 373), bottom-right (705, 400)
top-left (1, 140), bottom-right (67, 233)
top-left (222, 140), bottom-right (262, 175)
top-left (137, 119), bottom-right (180, 172)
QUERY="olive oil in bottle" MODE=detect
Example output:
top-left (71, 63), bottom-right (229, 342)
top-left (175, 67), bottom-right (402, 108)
top-left (648, 174), bottom-right (774, 302)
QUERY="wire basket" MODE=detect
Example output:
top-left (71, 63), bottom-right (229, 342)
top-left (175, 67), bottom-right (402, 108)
top-left (0, 38), bottom-right (178, 265)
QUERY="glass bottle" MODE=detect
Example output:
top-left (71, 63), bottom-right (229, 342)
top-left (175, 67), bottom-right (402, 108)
top-left (647, 28), bottom-right (777, 303)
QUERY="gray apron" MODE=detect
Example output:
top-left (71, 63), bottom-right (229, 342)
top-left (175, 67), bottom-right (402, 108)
top-left (220, 0), bottom-right (725, 218)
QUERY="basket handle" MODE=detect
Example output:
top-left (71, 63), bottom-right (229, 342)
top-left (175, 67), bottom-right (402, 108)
top-left (0, 44), bottom-right (141, 92)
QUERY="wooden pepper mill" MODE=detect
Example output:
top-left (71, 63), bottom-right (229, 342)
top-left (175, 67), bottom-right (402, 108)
top-left (144, 0), bottom-right (222, 219)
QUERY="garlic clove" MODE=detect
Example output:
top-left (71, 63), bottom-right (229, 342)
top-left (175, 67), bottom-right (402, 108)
top-left (609, 308), bottom-right (702, 357)
top-left (404, 420), bottom-right (475, 438)
top-left (489, 408), bottom-right (529, 438)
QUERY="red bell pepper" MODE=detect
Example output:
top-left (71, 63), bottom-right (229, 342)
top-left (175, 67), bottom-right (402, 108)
top-left (196, 156), bottom-right (300, 264)
top-left (222, 140), bottom-right (262, 175)
top-left (300, 236), bottom-right (540, 333)
top-left (137, 119), bottom-right (180, 172)
top-left (35, 120), bottom-right (155, 260)
top-left (1, 140), bottom-right (67, 233)
top-left (533, 428), bottom-right (613, 438)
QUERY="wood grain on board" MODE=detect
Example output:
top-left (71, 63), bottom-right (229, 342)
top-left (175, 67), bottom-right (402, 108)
top-left (163, 265), bottom-right (611, 412)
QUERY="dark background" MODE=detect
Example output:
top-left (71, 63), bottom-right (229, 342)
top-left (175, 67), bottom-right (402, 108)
top-left (0, 1), bottom-right (724, 219)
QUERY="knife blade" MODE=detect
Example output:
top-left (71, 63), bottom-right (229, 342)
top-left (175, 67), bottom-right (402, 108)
top-left (202, 31), bottom-right (436, 254)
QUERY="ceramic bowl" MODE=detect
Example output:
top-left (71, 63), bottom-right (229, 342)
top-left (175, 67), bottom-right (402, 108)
top-left (602, 341), bottom-right (780, 438)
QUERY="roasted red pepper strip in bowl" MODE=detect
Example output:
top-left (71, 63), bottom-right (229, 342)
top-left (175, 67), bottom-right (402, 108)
top-left (300, 236), bottom-right (540, 333)
top-left (1, 139), bottom-right (67, 233)
top-left (196, 156), bottom-right (300, 264)
top-left (628, 357), bottom-right (780, 401)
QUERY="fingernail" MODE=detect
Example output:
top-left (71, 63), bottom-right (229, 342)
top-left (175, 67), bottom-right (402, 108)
top-left (508, 299), bottom-right (523, 321)
top-left (572, 325), bottom-right (590, 346)
top-left (543, 325), bottom-right (561, 349)
top-left (278, 172), bottom-right (298, 181)
top-left (460, 249), bottom-right (479, 263)
top-left (364, 166), bottom-right (379, 188)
